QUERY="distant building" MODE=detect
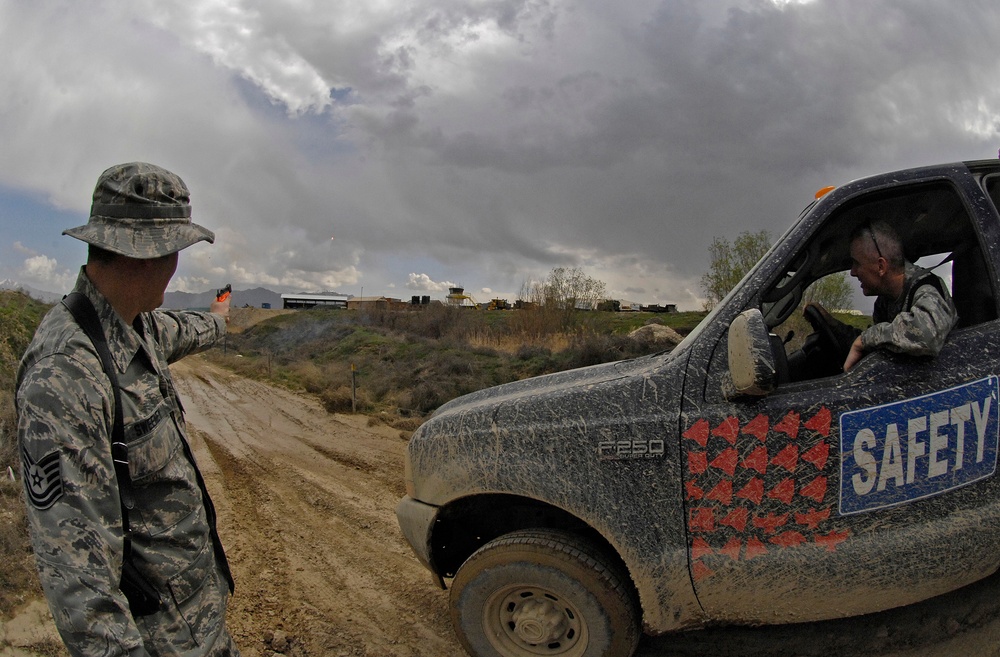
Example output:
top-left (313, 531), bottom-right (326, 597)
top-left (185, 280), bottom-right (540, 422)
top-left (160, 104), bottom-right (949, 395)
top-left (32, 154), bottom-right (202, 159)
top-left (346, 296), bottom-right (406, 311)
top-left (281, 293), bottom-right (349, 309)
top-left (446, 287), bottom-right (478, 308)
top-left (641, 304), bottom-right (678, 313)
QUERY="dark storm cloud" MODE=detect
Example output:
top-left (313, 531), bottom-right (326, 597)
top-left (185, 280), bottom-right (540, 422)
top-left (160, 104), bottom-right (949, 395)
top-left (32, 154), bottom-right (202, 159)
top-left (1, 0), bottom-right (998, 307)
top-left (362, 0), bottom-right (999, 281)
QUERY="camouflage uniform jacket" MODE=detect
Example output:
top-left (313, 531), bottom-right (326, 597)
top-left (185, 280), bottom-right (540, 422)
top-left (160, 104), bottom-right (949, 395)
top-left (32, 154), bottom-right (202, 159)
top-left (16, 269), bottom-right (238, 657)
top-left (861, 262), bottom-right (958, 358)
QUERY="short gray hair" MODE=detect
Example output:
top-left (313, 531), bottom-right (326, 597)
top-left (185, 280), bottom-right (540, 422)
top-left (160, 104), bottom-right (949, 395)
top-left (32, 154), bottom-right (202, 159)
top-left (851, 219), bottom-right (905, 269)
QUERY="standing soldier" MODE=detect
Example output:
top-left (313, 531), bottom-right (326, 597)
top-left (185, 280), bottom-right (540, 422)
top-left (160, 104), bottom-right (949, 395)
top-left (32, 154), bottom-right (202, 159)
top-left (16, 162), bottom-right (240, 656)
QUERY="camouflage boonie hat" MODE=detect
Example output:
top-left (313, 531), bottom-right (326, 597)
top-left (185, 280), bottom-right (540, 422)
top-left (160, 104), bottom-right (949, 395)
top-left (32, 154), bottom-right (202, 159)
top-left (63, 162), bottom-right (215, 258)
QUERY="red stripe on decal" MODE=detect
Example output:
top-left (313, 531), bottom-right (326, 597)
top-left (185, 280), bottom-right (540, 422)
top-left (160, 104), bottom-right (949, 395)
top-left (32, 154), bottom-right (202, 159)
top-left (736, 477), bottom-right (765, 505)
top-left (710, 448), bottom-right (739, 476)
top-left (767, 478), bottom-right (795, 504)
top-left (689, 508), bottom-right (715, 532)
top-left (804, 406), bottom-right (832, 436)
top-left (771, 444), bottom-right (799, 473)
top-left (741, 445), bottom-right (768, 474)
top-left (774, 411), bottom-right (801, 439)
top-left (683, 419), bottom-right (710, 447)
top-left (705, 479), bottom-right (733, 506)
top-left (742, 413), bottom-right (769, 441)
top-left (712, 417), bottom-right (740, 445)
top-left (795, 507), bottom-right (830, 530)
top-left (799, 475), bottom-right (828, 504)
top-left (720, 537), bottom-right (742, 560)
top-left (752, 512), bottom-right (789, 534)
top-left (802, 440), bottom-right (830, 471)
top-left (745, 537), bottom-right (768, 559)
top-left (688, 451), bottom-right (708, 474)
top-left (815, 530), bottom-right (850, 552)
top-left (691, 536), bottom-right (713, 559)
top-left (719, 507), bottom-right (749, 532)
top-left (692, 560), bottom-right (714, 580)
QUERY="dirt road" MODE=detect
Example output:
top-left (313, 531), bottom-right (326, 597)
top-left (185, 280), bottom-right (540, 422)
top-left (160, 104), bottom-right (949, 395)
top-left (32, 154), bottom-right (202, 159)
top-left (11, 355), bottom-right (999, 656)
top-left (172, 356), bottom-right (456, 657)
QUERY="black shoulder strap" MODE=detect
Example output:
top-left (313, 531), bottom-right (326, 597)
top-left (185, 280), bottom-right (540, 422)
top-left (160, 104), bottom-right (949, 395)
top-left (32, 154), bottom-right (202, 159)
top-left (904, 269), bottom-right (950, 311)
top-left (62, 293), bottom-right (134, 507)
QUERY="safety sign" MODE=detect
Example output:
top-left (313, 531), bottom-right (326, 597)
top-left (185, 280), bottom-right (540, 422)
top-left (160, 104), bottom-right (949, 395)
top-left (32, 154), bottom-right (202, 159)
top-left (840, 376), bottom-right (1000, 515)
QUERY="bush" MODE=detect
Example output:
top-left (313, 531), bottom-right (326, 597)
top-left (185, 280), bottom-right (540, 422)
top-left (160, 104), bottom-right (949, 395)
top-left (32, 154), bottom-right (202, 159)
top-left (515, 344), bottom-right (551, 361)
top-left (321, 386), bottom-right (361, 413)
top-left (0, 291), bottom-right (50, 615)
top-left (408, 382), bottom-right (451, 414)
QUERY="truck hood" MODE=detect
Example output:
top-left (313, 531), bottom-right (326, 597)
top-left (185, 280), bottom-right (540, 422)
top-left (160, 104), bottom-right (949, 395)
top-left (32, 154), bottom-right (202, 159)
top-left (407, 349), bottom-right (684, 505)
top-left (431, 351), bottom-right (668, 421)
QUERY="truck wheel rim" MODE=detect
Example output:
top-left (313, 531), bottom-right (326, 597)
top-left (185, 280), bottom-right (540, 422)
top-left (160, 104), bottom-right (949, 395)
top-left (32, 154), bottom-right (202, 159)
top-left (484, 585), bottom-right (587, 656)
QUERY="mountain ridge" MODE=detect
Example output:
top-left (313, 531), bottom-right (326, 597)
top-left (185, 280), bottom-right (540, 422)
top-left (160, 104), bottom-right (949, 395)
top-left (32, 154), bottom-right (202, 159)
top-left (0, 279), bottom-right (288, 310)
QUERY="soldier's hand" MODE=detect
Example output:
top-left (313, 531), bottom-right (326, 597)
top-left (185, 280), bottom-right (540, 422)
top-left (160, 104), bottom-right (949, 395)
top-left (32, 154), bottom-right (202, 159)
top-left (210, 296), bottom-right (231, 323)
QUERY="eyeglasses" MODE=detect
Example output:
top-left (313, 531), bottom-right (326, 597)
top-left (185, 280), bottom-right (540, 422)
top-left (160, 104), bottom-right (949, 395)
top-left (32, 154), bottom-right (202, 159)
top-left (866, 223), bottom-right (883, 259)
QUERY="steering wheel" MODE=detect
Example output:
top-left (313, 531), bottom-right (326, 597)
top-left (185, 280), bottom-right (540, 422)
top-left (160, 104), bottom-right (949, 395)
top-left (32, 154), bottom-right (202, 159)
top-left (804, 304), bottom-right (841, 351)
top-left (802, 304), bottom-right (847, 376)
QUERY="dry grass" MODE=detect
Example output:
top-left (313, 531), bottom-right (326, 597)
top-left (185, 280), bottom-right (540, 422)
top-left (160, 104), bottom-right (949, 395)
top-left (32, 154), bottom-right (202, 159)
top-left (0, 291), bottom-right (50, 619)
top-left (466, 330), bottom-right (572, 355)
top-left (0, 473), bottom-right (43, 616)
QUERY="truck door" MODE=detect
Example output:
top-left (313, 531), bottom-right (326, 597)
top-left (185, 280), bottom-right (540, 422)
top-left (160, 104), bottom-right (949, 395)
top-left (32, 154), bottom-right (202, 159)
top-left (679, 174), bottom-right (1000, 624)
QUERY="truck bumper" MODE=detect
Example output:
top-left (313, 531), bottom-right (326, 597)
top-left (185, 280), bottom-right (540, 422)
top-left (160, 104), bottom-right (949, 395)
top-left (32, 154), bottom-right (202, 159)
top-left (395, 496), bottom-right (445, 587)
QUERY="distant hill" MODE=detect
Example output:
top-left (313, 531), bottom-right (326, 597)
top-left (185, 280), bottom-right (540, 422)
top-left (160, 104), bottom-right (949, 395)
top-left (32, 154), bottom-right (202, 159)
top-left (162, 286), bottom-right (284, 310)
top-left (0, 279), bottom-right (61, 303)
top-left (0, 279), bottom-right (288, 310)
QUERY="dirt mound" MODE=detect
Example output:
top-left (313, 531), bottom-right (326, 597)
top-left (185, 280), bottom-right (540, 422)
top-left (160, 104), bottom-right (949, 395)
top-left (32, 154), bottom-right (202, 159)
top-left (228, 307), bottom-right (294, 332)
top-left (628, 323), bottom-right (683, 346)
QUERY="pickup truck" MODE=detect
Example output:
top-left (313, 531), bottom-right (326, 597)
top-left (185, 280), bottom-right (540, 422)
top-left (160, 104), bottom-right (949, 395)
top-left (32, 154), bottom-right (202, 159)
top-left (396, 159), bottom-right (1000, 657)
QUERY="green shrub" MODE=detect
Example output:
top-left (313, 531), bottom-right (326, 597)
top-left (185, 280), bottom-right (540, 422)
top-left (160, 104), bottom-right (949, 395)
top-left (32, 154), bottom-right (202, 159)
top-left (0, 291), bottom-right (50, 616)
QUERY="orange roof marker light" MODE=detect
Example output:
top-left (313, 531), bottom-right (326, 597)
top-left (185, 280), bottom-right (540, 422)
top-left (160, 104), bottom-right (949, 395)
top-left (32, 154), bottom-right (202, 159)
top-left (815, 185), bottom-right (836, 199)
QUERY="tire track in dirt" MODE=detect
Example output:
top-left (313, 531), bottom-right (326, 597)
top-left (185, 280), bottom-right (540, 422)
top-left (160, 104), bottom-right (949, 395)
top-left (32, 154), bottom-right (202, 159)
top-left (174, 356), bottom-right (463, 657)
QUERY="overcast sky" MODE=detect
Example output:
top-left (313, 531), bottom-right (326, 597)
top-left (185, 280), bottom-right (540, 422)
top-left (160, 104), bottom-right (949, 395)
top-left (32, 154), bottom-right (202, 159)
top-left (1, 0), bottom-right (998, 310)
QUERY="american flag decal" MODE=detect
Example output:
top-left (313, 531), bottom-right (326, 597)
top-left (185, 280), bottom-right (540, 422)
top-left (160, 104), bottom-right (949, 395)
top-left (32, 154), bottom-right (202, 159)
top-left (21, 445), bottom-right (63, 510)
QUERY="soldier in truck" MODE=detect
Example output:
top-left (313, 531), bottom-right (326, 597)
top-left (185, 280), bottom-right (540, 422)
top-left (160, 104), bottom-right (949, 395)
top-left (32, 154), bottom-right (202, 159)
top-left (793, 218), bottom-right (959, 377)
top-left (840, 218), bottom-right (958, 370)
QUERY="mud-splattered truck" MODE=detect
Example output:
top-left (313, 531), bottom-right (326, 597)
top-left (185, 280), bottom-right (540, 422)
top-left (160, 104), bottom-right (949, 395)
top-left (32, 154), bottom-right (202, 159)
top-left (396, 159), bottom-right (1000, 657)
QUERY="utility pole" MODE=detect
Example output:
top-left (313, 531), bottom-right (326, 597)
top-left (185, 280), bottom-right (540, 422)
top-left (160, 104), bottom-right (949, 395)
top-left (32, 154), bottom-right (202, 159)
top-left (351, 363), bottom-right (357, 413)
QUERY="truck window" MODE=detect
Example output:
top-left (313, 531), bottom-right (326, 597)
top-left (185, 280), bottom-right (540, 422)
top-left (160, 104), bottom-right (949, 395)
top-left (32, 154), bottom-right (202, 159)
top-left (776, 182), bottom-right (996, 383)
top-left (704, 180), bottom-right (998, 400)
top-left (987, 174), bottom-right (1000, 212)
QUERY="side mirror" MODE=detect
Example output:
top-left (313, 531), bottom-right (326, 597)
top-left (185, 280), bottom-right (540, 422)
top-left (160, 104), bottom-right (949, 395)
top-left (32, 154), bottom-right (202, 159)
top-left (727, 308), bottom-right (777, 396)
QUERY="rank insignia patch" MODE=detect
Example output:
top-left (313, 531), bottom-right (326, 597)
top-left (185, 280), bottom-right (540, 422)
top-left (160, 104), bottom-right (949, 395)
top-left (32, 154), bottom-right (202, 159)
top-left (21, 445), bottom-right (63, 510)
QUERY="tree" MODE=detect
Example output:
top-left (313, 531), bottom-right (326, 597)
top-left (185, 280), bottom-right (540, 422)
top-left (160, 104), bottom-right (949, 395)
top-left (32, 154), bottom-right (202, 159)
top-left (545, 266), bottom-right (607, 310)
top-left (700, 230), bottom-right (773, 310)
top-left (803, 272), bottom-right (854, 311)
top-left (520, 267), bottom-right (607, 311)
top-left (517, 267), bottom-right (608, 334)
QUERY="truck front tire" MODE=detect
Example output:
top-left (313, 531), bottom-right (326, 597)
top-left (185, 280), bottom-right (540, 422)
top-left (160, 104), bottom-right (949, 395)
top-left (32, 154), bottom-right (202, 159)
top-left (450, 529), bottom-right (640, 657)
